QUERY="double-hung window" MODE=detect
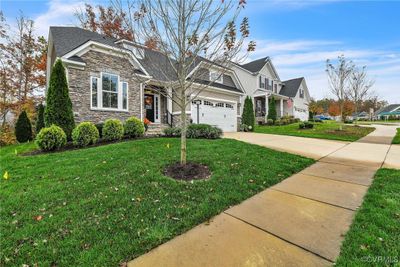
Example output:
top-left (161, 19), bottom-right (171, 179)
top-left (91, 73), bottom-right (129, 111)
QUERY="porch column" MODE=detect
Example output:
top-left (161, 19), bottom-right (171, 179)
top-left (167, 88), bottom-right (172, 113)
top-left (265, 95), bottom-right (269, 120)
top-left (280, 98), bottom-right (283, 117)
top-left (140, 83), bottom-right (144, 120)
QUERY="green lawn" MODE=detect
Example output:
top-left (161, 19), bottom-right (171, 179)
top-left (0, 138), bottom-right (313, 266)
top-left (336, 168), bottom-right (400, 266)
top-left (392, 128), bottom-right (400, 144)
top-left (255, 121), bottom-right (375, 141)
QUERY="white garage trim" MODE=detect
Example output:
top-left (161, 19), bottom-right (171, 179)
top-left (190, 94), bottom-right (237, 104)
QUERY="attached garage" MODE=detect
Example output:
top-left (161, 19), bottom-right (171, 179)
top-left (191, 99), bottom-right (237, 132)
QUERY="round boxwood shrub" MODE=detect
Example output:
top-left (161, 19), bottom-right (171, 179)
top-left (102, 119), bottom-right (124, 141)
top-left (266, 119), bottom-right (274, 126)
top-left (36, 125), bottom-right (67, 151)
top-left (124, 116), bottom-right (145, 138)
top-left (72, 122), bottom-right (99, 147)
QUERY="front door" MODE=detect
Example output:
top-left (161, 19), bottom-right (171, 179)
top-left (144, 94), bottom-right (160, 123)
top-left (144, 94), bottom-right (155, 122)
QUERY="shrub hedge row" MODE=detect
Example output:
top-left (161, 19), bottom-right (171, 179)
top-left (163, 123), bottom-right (222, 139)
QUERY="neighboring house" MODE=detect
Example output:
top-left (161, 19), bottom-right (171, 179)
top-left (231, 57), bottom-right (310, 122)
top-left (375, 104), bottom-right (400, 120)
top-left (349, 111), bottom-right (370, 121)
top-left (47, 27), bottom-right (244, 132)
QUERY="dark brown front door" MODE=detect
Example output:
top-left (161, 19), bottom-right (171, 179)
top-left (144, 94), bottom-right (155, 122)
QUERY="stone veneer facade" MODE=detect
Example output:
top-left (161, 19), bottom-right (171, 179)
top-left (67, 50), bottom-right (142, 124)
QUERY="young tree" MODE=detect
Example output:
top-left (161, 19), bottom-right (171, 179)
top-left (242, 96), bottom-right (255, 131)
top-left (35, 103), bottom-right (45, 133)
top-left (328, 102), bottom-right (340, 117)
top-left (347, 66), bottom-right (374, 123)
top-left (267, 97), bottom-right (277, 121)
top-left (15, 110), bottom-right (33, 142)
top-left (309, 98), bottom-right (324, 119)
top-left (75, 4), bottom-right (135, 41)
top-left (326, 55), bottom-right (354, 125)
top-left (45, 59), bottom-right (75, 139)
top-left (115, 0), bottom-right (255, 164)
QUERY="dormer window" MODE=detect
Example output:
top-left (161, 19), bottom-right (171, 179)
top-left (210, 70), bottom-right (223, 83)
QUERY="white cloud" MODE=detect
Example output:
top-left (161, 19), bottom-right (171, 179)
top-left (33, 0), bottom-right (88, 37)
top-left (244, 38), bottom-right (400, 103)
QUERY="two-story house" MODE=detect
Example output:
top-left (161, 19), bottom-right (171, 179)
top-left (232, 57), bottom-right (311, 122)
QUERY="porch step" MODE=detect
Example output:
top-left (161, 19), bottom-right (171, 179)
top-left (145, 124), bottom-right (170, 136)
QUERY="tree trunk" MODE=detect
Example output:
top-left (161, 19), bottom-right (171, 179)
top-left (180, 91), bottom-right (187, 165)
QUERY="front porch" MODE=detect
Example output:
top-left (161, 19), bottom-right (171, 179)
top-left (254, 93), bottom-right (292, 123)
top-left (143, 85), bottom-right (172, 127)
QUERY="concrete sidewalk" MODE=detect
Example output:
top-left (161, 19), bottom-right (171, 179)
top-left (128, 125), bottom-right (398, 267)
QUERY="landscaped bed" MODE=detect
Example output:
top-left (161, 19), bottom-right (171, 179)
top-left (255, 121), bottom-right (375, 141)
top-left (335, 168), bottom-right (400, 266)
top-left (0, 138), bottom-right (314, 266)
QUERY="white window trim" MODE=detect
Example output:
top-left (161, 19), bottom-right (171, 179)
top-left (90, 76), bottom-right (99, 109)
top-left (90, 72), bottom-right (129, 112)
top-left (259, 74), bottom-right (266, 89)
top-left (210, 70), bottom-right (223, 84)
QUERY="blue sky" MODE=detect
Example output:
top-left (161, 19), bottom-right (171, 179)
top-left (2, 0), bottom-right (400, 103)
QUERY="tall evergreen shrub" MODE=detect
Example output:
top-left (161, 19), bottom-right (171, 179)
top-left (35, 104), bottom-right (45, 133)
top-left (15, 110), bottom-right (33, 143)
top-left (45, 59), bottom-right (75, 139)
top-left (241, 96), bottom-right (255, 131)
top-left (267, 97), bottom-right (277, 122)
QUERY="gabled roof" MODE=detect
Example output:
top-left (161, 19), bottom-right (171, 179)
top-left (280, 77), bottom-right (304, 97)
top-left (375, 104), bottom-right (400, 115)
top-left (240, 57), bottom-right (269, 73)
top-left (50, 26), bottom-right (119, 57)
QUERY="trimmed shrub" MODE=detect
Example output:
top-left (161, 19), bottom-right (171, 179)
top-left (72, 122), bottom-right (99, 147)
top-left (164, 124), bottom-right (222, 139)
top-left (266, 119), bottom-right (274, 126)
top-left (163, 127), bottom-right (181, 137)
top-left (239, 124), bottom-right (249, 132)
top-left (45, 59), bottom-right (75, 139)
top-left (35, 104), bottom-right (45, 134)
top-left (124, 116), bottom-right (145, 138)
top-left (36, 125), bottom-right (67, 151)
top-left (15, 110), bottom-right (33, 143)
top-left (267, 97), bottom-right (277, 122)
top-left (274, 119), bottom-right (281, 126)
top-left (299, 121), bottom-right (314, 129)
top-left (294, 118), bottom-right (300, 123)
top-left (95, 123), bottom-right (104, 138)
top-left (241, 96), bottom-right (255, 131)
top-left (102, 119), bottom-right (124, 141)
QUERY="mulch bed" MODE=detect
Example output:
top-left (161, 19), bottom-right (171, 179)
top-left (164, 162), bottom-right (211, 181)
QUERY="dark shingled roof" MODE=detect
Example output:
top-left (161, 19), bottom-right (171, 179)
top-left (190, 79), bottom-right (242, 93)
top-left (280, 77), bottom-right (304, 97)
top-left (240, 57), bottom-right (269, 73)
top-left (49, 27), bottom-right (241, 93)
top-left (50, 27), bottom-right (119, 57)
top-left (375, 104), bottom-right (400, 115)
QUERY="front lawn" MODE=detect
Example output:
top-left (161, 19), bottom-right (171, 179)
top-left (335, 168), bottom-right (400, 266)
top-left (255, 121), bottom-right (375, 141)
top-left (392, 128), bottom-right (400, 144)
top-left (0, 138), bottom-right (313, 266)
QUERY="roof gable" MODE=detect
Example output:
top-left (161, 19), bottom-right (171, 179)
top-left (280, 77), bottom-right (304, 98)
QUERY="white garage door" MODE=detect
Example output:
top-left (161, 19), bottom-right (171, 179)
top-left (191, 99), bottom-right (237, 132)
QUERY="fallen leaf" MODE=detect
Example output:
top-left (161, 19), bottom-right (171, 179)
top-left (3, 171), bottom-right (9, 180)
top-left (34, 215), bottom-right (43, 221)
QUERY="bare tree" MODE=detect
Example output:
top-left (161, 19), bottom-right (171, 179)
top-left (326, 55), bottom-right (354, 125)
top-left (112, 0), bottom-right (255, 164)
top-left (347, 66), bottom-right (374, 123)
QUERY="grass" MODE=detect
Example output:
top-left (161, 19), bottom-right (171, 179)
top-left (392, 128), bottom-right (400, 144)
top-left (336, 168), bottom-right (400, 266)
top-left (0, 138), bottom-right (313, 266)
top-left (255, 121), bottom-right (375, 142)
